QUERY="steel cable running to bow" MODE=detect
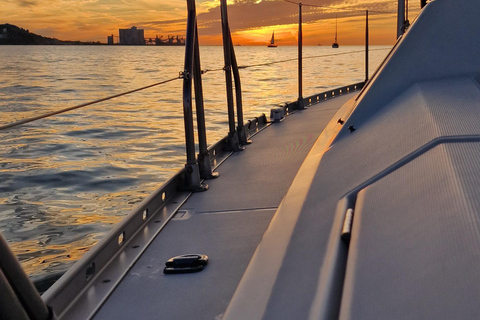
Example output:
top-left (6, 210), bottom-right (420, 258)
top-left (0, 76), bottom-right (181, 131)
top-left (282, 0), bottom-right (396, 14)
top-left (201, 47), bottom-right (390, 75)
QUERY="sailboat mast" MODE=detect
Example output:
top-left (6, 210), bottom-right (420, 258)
top-left (332, 14), bottom-right (339, 48)
top-left (335, 15), bottom-right (338, 43)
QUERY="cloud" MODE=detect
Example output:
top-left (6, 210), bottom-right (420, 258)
top-left (18, 0), bottom-right (39, 6)
top-left (194, 0), bottom-right (396, 35)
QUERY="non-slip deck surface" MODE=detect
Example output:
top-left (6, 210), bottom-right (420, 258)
top-left (94, 93), bottom-right (354, 320)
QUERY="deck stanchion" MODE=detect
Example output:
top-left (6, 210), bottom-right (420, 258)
top-left (193, 24), bottom-right (219, 179)
top-left (297, 3), bottom-right (304, 109)
top-left (180, 0), bottom-right (208, 192)
top-left (397, 0), bottom-right (405, 38)
top-left (229, 33), bottom-right (251, 146)
top-left (365, 10), bottom-right (369, 82)
top-left (220, 0), bottom-right (243, 151)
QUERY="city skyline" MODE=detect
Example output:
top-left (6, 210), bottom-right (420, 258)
top-left (3, 0), bottom-right (421, 45)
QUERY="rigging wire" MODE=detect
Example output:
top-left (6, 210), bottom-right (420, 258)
top-left (239, 48), bottom-right (389, 69)
top-left (0, 76), bottom-right (181, 131)
top-left (202, 47), bottom-right (390, 74)
top-left (282, 0), bottom-right (396, 14)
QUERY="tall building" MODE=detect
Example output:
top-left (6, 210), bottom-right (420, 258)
top-left (119, 27), bottom-right (145, 45)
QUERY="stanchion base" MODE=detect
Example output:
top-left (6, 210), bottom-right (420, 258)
top-left (177, 163), bottom-right (209, 192)
top-left (224, 131), bottom-right (245, 152)
top-left (296, 98), bottom-right (306, 110)
top-left (198, 152), bottom-right (220, 180)
top-left (237, 126), bottom-right (252, 146)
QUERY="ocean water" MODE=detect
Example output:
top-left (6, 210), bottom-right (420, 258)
top-left (0, 45), bottom-right (390, 288)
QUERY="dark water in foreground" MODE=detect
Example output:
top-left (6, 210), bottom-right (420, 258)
top-left (0, 45), bottom-right (390, 287)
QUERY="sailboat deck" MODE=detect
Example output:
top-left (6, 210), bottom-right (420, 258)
top-left (92, 93), bottom-right (355, 319)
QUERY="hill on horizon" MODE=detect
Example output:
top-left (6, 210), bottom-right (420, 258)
top-left (0, 24), bottom-right (101, 45)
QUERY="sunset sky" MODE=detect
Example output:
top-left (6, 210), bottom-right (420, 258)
top-left (2, 0), bottom-right (421, 45)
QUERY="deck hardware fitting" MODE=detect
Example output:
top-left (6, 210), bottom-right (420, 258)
top-left (198, 152), bottom-right (220, 179)
top-left (337, 119), bottom-right (344, 125)
top-left (164, 254), bottom-right (209, 274)
top-left (85, 263), bottom-right (96, 281)
top-left (341, 208), bottom-right (354, 243)
top-left (237, 125), bottom-right (252, 145)
top-left (224, 131), bottom-right (245, 152)
top-left (177, 162), bottom-right (208, 192)
top-left (270, 107), bottom-right (286, 123)
top-left (179, 70), bottom-right (190, 80)
top-left (118, 232), bottom-right (125, 246)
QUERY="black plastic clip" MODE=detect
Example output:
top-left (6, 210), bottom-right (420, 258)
top-left (164, 254), bottom-right (209, 274)
top-left (179, 70), bottom-right (190, 80)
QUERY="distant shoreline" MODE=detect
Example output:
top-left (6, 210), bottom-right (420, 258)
top-left (0, 23), bottom-right (103, 45)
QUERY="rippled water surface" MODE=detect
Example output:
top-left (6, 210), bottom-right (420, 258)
top-left (0, 45), bottom-right (390, 287)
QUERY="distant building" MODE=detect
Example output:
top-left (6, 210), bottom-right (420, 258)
top-left (107, 34), bottom-right (114, 45)
top-left (119, 26), bottom-right (144, 45)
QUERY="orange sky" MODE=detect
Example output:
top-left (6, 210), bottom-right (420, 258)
top-left (2, 0), bottom-right (421, 45)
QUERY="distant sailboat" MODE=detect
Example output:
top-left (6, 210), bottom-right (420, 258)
top-left (268, 31), bottom-right (277, 47)
top-left (332, 15), bottom-right (339, 48)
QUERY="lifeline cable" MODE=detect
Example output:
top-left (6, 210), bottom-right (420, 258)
top-left (0, 76), bottom-right (181, 131)
top-left (202, 47), bottom-right (391, 74)
top-left (282, 0), bottom-right (396, 14)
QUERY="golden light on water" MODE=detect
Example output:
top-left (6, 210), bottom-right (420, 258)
top-left (9, 233), bottom-right (103, 278)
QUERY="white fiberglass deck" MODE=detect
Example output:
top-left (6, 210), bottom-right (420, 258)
top-left (92, 93), bottom-right (355, 320)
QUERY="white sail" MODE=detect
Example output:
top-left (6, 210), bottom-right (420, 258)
top-left (268, 31), bottom-right (277, 47)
